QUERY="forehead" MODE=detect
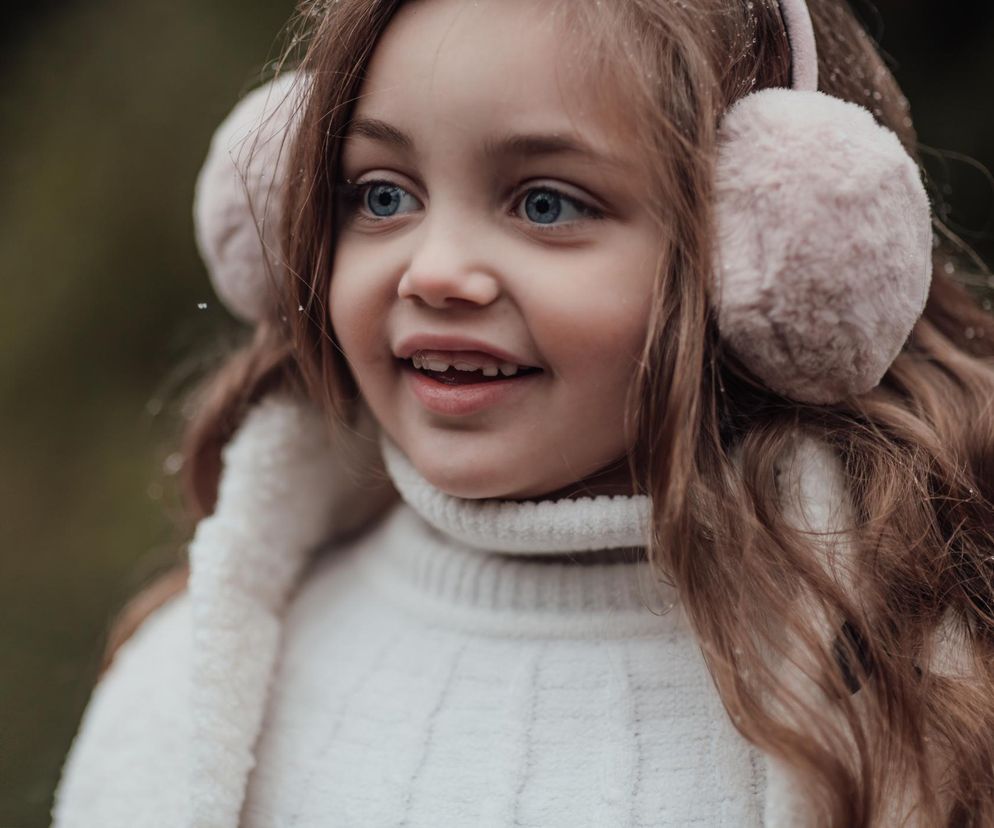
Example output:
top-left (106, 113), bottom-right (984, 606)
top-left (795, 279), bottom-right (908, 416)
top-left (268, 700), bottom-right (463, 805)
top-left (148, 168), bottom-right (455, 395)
top-left (349, 0), bottom-right (634, 165)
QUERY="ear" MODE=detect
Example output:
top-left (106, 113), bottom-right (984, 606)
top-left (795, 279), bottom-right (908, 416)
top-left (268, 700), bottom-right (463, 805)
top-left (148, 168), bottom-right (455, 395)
top-left (192, 71), bottom-right (308, 324)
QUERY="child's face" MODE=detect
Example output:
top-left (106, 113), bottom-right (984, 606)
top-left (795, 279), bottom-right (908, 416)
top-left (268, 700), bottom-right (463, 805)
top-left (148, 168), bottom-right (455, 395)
top-left (330, 0), bottom-right (661, 500)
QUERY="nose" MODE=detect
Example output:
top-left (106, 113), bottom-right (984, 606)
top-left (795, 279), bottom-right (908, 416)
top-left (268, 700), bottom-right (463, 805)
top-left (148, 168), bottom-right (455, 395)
top-left (396, 224), bottom-right (501, 309)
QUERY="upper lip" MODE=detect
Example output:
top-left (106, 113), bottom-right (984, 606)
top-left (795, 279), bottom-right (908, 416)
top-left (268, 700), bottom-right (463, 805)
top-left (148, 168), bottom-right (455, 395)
top-left (394, 334), bottom-right (541, 369)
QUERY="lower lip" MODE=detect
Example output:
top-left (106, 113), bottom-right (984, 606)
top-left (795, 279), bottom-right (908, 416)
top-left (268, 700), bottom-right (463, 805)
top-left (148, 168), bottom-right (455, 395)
top-left (403, 366), bottom-right (540, 417)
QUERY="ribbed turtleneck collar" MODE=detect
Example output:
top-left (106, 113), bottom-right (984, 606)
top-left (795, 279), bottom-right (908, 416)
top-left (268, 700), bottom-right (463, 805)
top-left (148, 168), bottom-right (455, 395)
top-left (379, 435), bottom-right (653, 555)
top-left (338, 435), bottom-right (680, 637)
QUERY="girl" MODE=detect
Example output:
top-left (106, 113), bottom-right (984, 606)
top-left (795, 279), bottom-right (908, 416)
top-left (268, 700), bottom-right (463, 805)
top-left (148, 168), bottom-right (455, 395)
top-left (52, 0), bottom-right (994, 825)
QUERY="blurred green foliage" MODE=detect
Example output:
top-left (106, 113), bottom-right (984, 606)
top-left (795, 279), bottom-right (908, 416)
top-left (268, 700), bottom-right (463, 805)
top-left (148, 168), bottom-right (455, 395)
top-left (0, 1), bottom-right (293, 825)
top-left (0, 1), bottom-right (991, 826)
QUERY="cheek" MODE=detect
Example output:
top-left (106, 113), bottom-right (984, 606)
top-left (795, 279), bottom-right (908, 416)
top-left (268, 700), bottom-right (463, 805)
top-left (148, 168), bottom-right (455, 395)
top-left (329, 252), bottom-right (391, 370)
top-left (533, 255), bottom-right (655, 385)
top-left (328, 274), bottom-right (358, 357)
top-left (525, 260), bottom-right (655, 462)
top-left (329, 242), bottom-right (347, 325)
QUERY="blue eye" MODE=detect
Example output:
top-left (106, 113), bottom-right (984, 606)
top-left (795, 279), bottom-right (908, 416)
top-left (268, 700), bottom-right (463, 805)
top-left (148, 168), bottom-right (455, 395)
top-left (520, 187), bottom-right (595, 226)
top-left (364, 182), bottom-right (419, 217)
top-left (523, 189), bottom-right (561, 223)
top-left (335, 179), bottom-right (602, 233)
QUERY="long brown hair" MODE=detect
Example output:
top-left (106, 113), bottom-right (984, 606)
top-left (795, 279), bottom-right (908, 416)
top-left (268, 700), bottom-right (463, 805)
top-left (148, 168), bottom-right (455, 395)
top-left (108, 0), bottom-right (994, 823)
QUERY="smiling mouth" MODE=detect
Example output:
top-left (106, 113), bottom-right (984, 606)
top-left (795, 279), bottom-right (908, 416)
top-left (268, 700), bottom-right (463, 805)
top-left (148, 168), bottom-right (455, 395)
top-left (399, 356), bottom-right (543, 385)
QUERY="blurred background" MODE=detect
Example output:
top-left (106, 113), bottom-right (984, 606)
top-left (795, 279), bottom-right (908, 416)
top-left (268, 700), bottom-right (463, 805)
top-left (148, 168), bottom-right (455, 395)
top-left (1, 1), bottom-right (991, 825)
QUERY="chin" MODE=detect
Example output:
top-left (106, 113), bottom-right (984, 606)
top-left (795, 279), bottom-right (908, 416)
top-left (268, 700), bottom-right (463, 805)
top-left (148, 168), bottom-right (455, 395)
top-left (418, 460), bottom-right (524, 500)
top-left (407, 444), bottom-right (547, 501)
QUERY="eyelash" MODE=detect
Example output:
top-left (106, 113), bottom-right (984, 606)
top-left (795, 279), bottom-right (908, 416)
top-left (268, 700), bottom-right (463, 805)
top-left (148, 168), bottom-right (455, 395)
top-left (334, 178), bottom-right (605, 235)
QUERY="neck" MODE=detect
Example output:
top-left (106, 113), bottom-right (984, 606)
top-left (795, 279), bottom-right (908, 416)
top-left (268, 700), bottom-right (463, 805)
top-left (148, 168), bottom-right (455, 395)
top-left (527, 456), bottom-right (640, 502)
top-left (379, 432), bottom-right (652, 556)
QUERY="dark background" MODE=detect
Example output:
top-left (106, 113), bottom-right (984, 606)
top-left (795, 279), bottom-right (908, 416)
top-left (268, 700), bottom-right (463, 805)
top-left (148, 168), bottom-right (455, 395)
top-left (1, 1), bottom-right (991, 826)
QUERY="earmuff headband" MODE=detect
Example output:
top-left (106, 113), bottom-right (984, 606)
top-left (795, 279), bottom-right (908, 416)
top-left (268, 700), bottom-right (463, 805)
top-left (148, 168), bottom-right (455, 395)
top-left (778, 0), bottom-right (819, 92)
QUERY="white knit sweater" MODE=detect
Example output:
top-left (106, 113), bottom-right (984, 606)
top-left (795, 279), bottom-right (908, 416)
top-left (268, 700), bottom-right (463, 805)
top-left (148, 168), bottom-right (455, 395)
top-left (53, 393), bottom-right (856, 827)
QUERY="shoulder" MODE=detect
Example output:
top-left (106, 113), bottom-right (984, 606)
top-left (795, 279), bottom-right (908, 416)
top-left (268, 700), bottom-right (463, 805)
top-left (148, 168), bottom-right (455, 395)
top-left (775, 430), bottom-right (854, 537)
top-left (730, 428), bottom-right (854, 538)
top-left (51, 590), bottom-right (192, 828)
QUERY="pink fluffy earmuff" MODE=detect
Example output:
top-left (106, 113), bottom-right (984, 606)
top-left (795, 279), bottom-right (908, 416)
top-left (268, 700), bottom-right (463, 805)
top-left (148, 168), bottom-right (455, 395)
top-left (712, 0), bottom-right (933, 403)
top-left (192, 71), bottom-right (305, 324)
top-left (192, 0), bottom-right (934, 405)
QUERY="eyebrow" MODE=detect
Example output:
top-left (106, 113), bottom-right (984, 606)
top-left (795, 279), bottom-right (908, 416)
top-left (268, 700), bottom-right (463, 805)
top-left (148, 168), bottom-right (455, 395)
top-left (343, 116), bottom-right (629, 171)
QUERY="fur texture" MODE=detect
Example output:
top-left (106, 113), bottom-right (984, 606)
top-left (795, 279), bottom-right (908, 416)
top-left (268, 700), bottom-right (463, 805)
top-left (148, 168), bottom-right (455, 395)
top-left (713, 88), bottom-right (933, 404)
top-left (186, 394), bottom-right (390, 826)
top-left (192, 72), bottom-right (304, 323)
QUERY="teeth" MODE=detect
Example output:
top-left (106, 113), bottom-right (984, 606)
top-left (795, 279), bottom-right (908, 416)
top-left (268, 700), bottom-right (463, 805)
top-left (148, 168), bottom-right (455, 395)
top-left (409, 351), bottom-right (528, 377)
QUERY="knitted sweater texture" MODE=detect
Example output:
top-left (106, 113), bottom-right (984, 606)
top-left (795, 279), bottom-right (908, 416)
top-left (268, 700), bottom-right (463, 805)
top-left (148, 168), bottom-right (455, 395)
top-left (52, 394), bottom-right (853, 827)
top-left (239, 439), bottom-right (767, 826)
